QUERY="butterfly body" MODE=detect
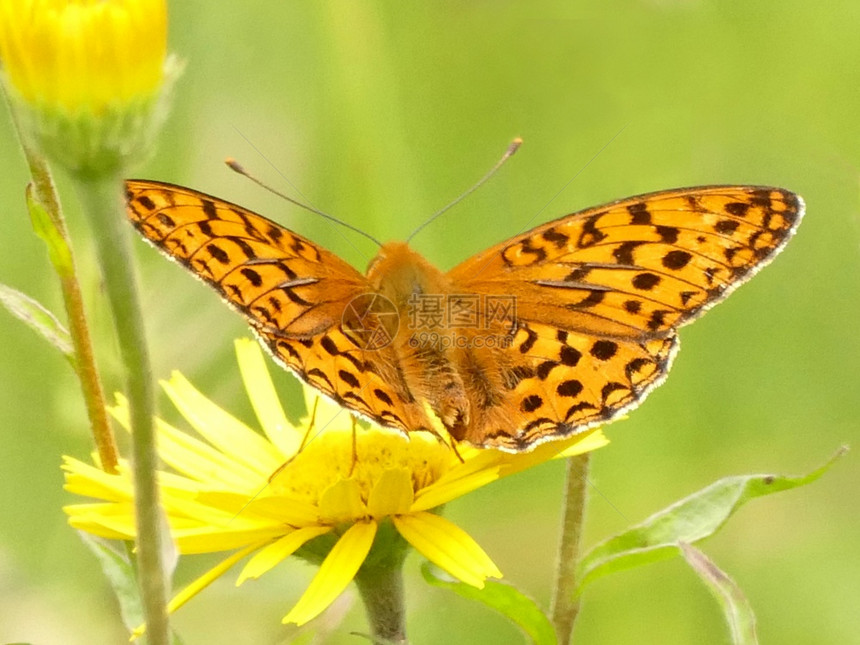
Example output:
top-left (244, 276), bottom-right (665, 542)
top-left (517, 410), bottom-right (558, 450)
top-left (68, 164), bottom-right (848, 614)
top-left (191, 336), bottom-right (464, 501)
top-left (126, 181), bottom-right (803, 451)
top-left (363, 242), bottom-right (470, 435)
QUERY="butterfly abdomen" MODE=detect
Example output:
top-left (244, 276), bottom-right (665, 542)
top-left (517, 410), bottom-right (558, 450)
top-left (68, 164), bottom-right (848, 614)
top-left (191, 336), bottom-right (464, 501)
top-left (368, 242), bottom-right (475, 435)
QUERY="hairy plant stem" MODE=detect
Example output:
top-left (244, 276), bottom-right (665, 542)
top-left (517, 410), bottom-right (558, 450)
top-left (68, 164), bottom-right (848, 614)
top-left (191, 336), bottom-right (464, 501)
top-left (354, 559), bottom-right (408, 644)
top-left (550, 452), bottom-right (591, 644)
top-left (12, 119), bottom-right (118, 473)
top-left (75, 175), bottom-right (169, 645)
top-left (347, 523), bottom-right (410, 645)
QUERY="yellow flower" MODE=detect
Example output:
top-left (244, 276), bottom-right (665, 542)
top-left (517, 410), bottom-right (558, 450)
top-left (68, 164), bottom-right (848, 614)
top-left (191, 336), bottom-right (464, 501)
top-left (0, 0), bottom-right (167, 113)
top-left (64, 338), bottom-right (608, 632)
top-left (0, 0), bottom-right (179, 174)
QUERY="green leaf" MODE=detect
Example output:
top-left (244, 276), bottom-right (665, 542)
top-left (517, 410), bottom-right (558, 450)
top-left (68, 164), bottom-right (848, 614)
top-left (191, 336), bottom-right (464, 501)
top-left (26, 183), bottom-right (73, 277)
top-left (78, 533), bottom-right (185, 645)
top-left (421, 562), bottom-right (557, 645)
top-left (577, 447), bottom-right (846, 591)
top-left (680, 543), bottom-right (758, 645)
top-left (0, 283), bottom-right (73, 361)
top-left (78, 534), bottom-right (144, 633)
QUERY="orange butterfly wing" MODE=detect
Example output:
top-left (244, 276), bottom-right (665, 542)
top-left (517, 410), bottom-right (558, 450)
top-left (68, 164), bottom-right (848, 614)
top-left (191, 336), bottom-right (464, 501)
top-left (127, 181), bottom-right (803, 452)
top-left (446, 186), bottom-right (804, 450)
top-left (125, 180), bottom-right (437, 434)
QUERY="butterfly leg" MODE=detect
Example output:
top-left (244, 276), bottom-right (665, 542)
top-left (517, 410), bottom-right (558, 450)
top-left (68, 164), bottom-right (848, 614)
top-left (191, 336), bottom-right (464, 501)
top-left (412, 425), bottom-right (465, 463)
top-left (448, 437), bottom-right (465, 464)
top-left (268, 395), bottom-right (320, 483)
top-left (299, 396), bottom-right (320, 454)
top-left (348, 416), bottom-right (358, 477)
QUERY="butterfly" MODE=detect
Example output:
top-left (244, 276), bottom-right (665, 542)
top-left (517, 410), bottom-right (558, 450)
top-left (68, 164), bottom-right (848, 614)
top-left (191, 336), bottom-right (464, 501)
top-left (126, 181), bottom-right (803, 452)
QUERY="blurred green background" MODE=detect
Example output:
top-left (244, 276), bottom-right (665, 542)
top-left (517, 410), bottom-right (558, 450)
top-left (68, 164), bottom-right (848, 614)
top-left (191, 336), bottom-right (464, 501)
top-left (1, 1), bottom-right (858, 643)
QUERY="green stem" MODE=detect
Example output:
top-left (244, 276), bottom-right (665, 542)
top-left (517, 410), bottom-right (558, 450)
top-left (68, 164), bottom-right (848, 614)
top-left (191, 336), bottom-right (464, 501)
top-left (29, 161), bottom-right (119, 472)
top-left (349, 522), bottom-right (410, 644)
top-left (353, 559), bottom-right (408, 644)
top-left (74, 175), bottom-right (169, 645)
top-left (550, 452), bottom-right (591, 645)
top-left (8, 105), bottom-right (119, 473)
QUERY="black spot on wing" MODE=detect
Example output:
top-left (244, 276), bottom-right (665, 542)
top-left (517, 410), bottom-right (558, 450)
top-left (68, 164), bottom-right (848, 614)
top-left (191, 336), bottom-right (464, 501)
top-left (559, 345), bottom-right (581, 366)
top-left (536, 360), bottom-right (557, 380)
top-left (632, 273), bottom-right (661, 291)
top-left (542, 228), bottom-right (569, 249)
top-left (557, 379), bottom-right (583, 398)
top-left (655, 225), bottom-right (679, 244)
top-left (715, 219), bottom-right (741, 234)
top-left (339, 369), bottom-right (360, 389)
top-left (518, 325), bottom-right (538, 354)
top-left (201, 199), bottom-right (218, 220)
top-left (662, 250), bottom-right (692, 270)
top-left (207, 244), bottom-right (230, 264)
top-left (521, 394), bottom-right (543, 413)
top-left (724, 202), bottom-right (750, 217)
top-left (156, 212), bottom-right (175, 228)
top-left (613, 241), bottom-right (645, 266)
top-left (137, 194), bottom-right (156, 211)
top-left (578, 215), bottom-right (608, 247)
top-left (374, 389), bottom-right (394, 406)
top-left (591, 340), bottom-right (618, 360)
top-left (240, 268), bottom-right (263, 287)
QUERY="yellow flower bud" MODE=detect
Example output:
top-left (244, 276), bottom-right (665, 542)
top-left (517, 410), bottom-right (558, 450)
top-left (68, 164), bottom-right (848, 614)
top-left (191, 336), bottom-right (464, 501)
top-left (0, 0), bottom-right (179, 176)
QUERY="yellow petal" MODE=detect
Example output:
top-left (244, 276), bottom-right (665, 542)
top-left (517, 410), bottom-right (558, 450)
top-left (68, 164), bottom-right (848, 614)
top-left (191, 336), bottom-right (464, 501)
top-left (194, 492), bottom-right (321, 527)
top-left (67, 522), bottom-right (132, 541)
top-left (237, 525), bottom-right (332, 585)
top-left (66, 503), bottom-right (136, 540)
top-left (242, 495), bottom-right (320, 526)
top-left (157, 418), bottom-right (264, 489)
top-left (158, 495), bottom-right (276, 533)
top-left (317, 479), bottom-right (366, 523)
top-left (234, 338), bottom-right (301, 458)
top-left (499, 429), bottom-right (608, 478)
top-left (171, 526), bottom-right (289, 555)
top-left (109, 394), bottom-right (262, 489)
top-left (283, 521), bottom-right (377, 626)
top-left (366, 468), bottom-right (414, 518)
top-left (393, 512), bottom-right (502, 588)
top-left (162, 372), bottom-right (282, 475)
top-left (62, 456), bottom-right (134, 501)
top-left (554, 429), bottom-right (609, 458)
top-left (495, 443), bottom-right (571, 478)
top-left (412, 466), bottom-right (499, 512)
top-left (423, 448), bottom-right (504, 494)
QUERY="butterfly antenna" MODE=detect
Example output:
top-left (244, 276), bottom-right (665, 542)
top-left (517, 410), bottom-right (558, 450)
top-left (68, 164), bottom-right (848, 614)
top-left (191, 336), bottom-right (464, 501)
top-left (406, 137), bottom-right (522, 243)
top-left (225, 158), bottom-right (383, 247)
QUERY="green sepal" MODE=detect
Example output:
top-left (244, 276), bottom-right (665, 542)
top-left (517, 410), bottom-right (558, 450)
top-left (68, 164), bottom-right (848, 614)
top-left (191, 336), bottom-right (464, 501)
top-left (26, 182), bottom-right (73, 277)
